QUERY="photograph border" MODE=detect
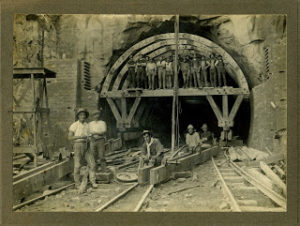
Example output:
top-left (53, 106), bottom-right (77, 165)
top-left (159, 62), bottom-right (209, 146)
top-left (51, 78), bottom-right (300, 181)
top-left (1, 0), bottom-right (298, 225)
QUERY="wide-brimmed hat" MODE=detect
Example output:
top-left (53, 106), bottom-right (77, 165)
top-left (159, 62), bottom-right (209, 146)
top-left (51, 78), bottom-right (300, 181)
top-left (142, 130), bottom-right (152, 136)
top-left (76, 108), bottom-right (89, 118)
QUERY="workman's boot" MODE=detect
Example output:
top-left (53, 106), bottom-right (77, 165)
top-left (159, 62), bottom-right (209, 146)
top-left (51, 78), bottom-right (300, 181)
top-left (91, 182), bottom-right (98, 189)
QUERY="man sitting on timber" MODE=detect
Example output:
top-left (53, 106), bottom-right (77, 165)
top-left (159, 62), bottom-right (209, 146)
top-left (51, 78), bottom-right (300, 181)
top-left (138, 130), bottom-right (164, 168)
top-left (88, 109), bottom-right (107, 172)
top-left (68, 108), bottom-right (98, 190)
top-left (200, 123), bottom-right (214, 148)
top-left (185, 124), bottom-right (202, 152)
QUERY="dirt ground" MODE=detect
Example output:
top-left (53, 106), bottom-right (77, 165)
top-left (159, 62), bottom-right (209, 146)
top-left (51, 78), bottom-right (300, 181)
top-left (17, 153), bottom-right (231, 212)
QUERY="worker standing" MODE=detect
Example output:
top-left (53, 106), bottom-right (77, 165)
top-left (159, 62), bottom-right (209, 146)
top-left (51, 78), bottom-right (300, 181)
top-left (165, 57), bottom-right (173, 89)
top-left (156, 57), bottom-right (166, 89)
top-left (191, 54), bottom-right (201, 88)
top-left (136, 56), bottom-right (147, 89)
top-left (68, 108), bottom-right (98, 190)
top-left (199, 55), bottom-right (209, 87)
top-left (215, 55), bottom-right (227, 87)
top-left (208, 53), bottom-right (217, 87)
top-left (180, 56), bottom-right (191, 88)
top-left (146, 58), bottom-right (157, 89)
top-left (127, 55), bottom-right (136, 88)
top-left (88, 109), bottom-right (107, 172)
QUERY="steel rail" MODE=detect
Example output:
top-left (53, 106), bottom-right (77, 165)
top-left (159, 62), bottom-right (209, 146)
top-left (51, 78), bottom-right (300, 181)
top-left (13, 183), bottom-right (75, 211)
top-left (225, 153), bottom-right (286, 209)
top-left (211, 157), bottom-right (241, 211)
top-left (95, 182), bottom-right (139, 212)
top-left (134, 184), bottom-right (154, 212)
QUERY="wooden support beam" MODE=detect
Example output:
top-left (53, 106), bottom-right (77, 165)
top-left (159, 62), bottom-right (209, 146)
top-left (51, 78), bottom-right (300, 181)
top-left (121, 98), bottom-right (127, 120)
top-left (126, 97), bottom-right (141, 125)
top-left (101, 88), bottom-right (249, 98)
top-left (13, 159), bottom-right (73, 205)
top-left (222, 95), bottom-right (228, 120)
top-left (138, 165), bottom-right (155, 185)
top-left (228, 95), bottom-right (244, 122)
top-left (206, 95), bottom-right (223, 122)
top-left (106, 98), bottom-right (122, 122)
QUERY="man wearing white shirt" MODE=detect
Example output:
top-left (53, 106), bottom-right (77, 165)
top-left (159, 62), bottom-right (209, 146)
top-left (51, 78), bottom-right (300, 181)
top-left (89, 109), bottom-right (107, 172)
top-left (68, 108), bottom-right (97, 189)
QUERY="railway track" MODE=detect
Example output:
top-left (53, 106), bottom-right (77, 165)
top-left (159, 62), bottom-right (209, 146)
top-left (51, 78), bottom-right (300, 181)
top-left (212, 153), bottom-right (286, 212)
top-left (95, 183), bottom-right (154, 212)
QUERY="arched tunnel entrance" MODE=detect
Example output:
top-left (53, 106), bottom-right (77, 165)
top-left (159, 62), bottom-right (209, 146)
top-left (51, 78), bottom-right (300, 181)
top-left (98, 33), bottom-right (250, 148)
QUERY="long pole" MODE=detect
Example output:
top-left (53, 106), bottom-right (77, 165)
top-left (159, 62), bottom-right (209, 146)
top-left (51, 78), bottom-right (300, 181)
top-left (171, 15), bottom-right (179, 152)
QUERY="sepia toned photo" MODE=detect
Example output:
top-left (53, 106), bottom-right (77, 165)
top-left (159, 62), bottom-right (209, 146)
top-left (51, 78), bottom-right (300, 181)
top-left (12, 14), bottom-right (287, 212)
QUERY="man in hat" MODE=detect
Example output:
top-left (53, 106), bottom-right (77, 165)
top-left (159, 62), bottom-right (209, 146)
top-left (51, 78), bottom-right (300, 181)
top-left (146, 57), bottom-right (157, 89)
top-left (136, 55), bottom-right (147, 89)
top-left (208, 53), bottom-right (217, 87)
top-left (88, 109), bottom-right (107, 172)
top-left (180, 56), bottom-right (191, 88)
top-left (185, 124), bottom-right (202, 152)
top-left (127, 55), bottom-right (136, 88)
top-left (156, 56), bottom-right (166, 89)
top-left (165, 57), bottom-right (173, 89)
top-left (68, 108), bottom-right (98, 190)
top-left (215, 55), bottom-right (227, 87)
top-left (200, 123), bottom-right (214, 148)
top-left (191, 53), bottom-right (201, 88)
top-left (139, 130), bottom-right (164, 168)
top-left (199, 55), bottom-right (209, 87)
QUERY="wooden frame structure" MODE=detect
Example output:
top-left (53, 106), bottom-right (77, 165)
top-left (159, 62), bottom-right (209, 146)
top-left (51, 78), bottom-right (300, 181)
top-left (13, 68), bottom-right (56, 167)
top-left (98, 32), bottom-right (250, 139)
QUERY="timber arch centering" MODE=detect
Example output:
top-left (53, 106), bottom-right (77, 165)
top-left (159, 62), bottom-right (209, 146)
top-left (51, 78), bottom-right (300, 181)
top-left (98, 33), bottom-right (250, 133)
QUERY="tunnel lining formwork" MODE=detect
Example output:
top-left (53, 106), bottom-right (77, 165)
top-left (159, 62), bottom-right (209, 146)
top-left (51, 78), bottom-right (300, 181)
top-left (97, 33), bottom-right (250, 143)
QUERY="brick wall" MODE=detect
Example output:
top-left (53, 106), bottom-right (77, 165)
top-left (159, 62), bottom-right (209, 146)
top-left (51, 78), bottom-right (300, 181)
top-left (44, 59), bottom-right (78, 149)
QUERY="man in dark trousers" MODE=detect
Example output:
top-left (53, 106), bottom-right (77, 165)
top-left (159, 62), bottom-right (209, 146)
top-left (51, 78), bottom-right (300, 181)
top-left (127, 55), bottom-right (136, 88)
top-left (215, 55), bottom-right (227, 87)
top-left (138, 130), bottom-right (164, 168)
top-left (136, 56), bottom-right (147, 89)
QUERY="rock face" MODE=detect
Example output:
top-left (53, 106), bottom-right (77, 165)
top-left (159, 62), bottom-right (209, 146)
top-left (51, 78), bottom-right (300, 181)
top-left (13, 14), bottom-right (287, 152)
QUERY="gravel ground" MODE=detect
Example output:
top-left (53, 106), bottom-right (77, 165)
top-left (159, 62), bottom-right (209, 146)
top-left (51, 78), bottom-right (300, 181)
top-left (17, 152), bottom-right (230, 212)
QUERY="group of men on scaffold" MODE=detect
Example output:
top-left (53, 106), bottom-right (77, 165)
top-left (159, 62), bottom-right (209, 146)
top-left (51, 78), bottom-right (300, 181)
top-left (127, 53), bottom-right (228, 90)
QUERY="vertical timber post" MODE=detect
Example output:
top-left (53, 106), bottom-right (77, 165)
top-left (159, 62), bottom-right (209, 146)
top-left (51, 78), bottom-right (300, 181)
top-left (171, 15), bottom-right (179, 153)
top-left (31, 73), bottom-right (37, 167)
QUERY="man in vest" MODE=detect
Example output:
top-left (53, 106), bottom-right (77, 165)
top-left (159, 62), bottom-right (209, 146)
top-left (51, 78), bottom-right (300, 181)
top-left (68, 108), bottom-right (98, 190)
top-left (138, 130), bottom-right (164, 168)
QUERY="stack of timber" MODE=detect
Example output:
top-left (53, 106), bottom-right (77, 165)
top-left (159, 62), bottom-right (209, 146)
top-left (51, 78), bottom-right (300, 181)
top-left (149, 146), bottom-right (220, 185)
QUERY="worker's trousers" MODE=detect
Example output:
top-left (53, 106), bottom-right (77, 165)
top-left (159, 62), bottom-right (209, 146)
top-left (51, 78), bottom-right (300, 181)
top-left (217, 68), bottom-right (227, 87)
top-left (90, 138), bottom-right (107, 172)
top-left (73, 142), bottom-right (96, 186)
top-left (147, 70), bottom-right (156, 89)
top-left (209, 68), bottom-right (217, 87)
top-left (157, 68), bottom-right (166, 89)
top-left (137, 68), bottom-right (146, 89)
top-left (200, 69), bottom-right (208, 87)
top-left (182, 70), bottom-right (190, 88)
top-left (166, 71), bottom-right (173, 89)
top-left (128, 67), bottom-right (136, 88)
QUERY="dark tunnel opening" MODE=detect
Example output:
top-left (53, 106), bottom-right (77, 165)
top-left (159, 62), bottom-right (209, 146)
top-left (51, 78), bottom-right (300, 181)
top-left (101, 94), bottom-right (251, 149)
